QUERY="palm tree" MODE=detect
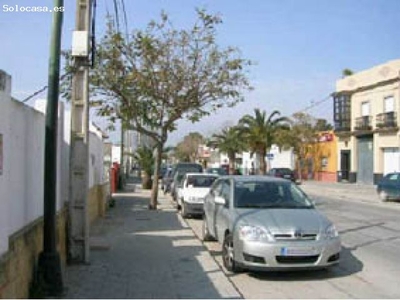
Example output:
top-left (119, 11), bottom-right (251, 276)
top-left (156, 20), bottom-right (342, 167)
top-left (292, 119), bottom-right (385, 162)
top-left (209, 126), bottom-right (245, 174)
top-left (238, 108), bottom-right (290, 174)
top-left (134, 146), bottom-right (155, 189)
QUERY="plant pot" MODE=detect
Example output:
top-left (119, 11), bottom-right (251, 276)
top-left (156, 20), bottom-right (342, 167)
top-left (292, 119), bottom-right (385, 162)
top-left (141, 173), bottom-right (152, 189)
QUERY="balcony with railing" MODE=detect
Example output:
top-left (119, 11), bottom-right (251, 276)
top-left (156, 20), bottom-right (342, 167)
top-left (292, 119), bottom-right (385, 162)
top-left (376, 112), bottom-right (397, 130)
top-left (354, 116), bottom-right (372, 131)
top-left (334, 120), bottom-right (351, 132)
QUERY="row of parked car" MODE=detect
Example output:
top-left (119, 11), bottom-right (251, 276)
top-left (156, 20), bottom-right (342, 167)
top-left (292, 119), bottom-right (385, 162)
top-left (161, 164), bottom-right (297, 197)
top-left (160, 163), bottom-right (342, 273)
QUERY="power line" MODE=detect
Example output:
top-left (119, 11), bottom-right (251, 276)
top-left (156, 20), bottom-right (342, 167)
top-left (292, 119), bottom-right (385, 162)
top-left (22, 72), bottom-right (70, 103)
top-left (22, 85), bottom-right (48, 103)
top-left (23, 0), bottom-right (98, 103)
top-left (112, 0), bottom-right (120, 32)
top-left (296, 94), bottom-right (333, 114)
top-left (104, 0), bottom-right (110, 16)
top-left (120, 0), bottom-right (129, 41)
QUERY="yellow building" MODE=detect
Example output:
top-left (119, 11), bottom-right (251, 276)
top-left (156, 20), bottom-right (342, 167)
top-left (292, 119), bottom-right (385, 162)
top-left (303, 131), bottom-right (338, 182)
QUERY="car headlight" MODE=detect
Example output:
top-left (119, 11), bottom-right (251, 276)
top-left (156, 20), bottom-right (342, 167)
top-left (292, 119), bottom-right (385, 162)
top-left (238, 225), bottom-right (274, 242)
top-left (323, 224), bottom-right (339, 239)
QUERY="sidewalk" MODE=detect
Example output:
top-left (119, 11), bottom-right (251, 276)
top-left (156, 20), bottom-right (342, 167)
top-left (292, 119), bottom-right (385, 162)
top-left (300, 180), bottom-right (381, 205)
top-left (63, 178), bottom-right (241, 299)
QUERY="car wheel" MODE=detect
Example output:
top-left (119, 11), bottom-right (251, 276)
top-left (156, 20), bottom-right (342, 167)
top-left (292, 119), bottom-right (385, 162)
top-left (176, 198), bottom-right (182, 211)
top-left (164, 186), bottom-right (170, 194)
top-left (379, 190), bottom-right (388, 202)
top-left (202, 216), bottom-right (214, 241)
top-left (222, 233), bottom-right (241, 273)
top-left (181, 202), bottom-right (189, 218)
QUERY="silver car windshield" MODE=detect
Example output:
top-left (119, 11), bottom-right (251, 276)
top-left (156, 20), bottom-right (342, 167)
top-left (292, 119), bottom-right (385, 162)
top-left (234, 181), bottom-right (314, 209)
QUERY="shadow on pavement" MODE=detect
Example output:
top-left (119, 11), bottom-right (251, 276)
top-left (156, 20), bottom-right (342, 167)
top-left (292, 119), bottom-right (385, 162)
top-left (64, 191), bottom-right (240, 299)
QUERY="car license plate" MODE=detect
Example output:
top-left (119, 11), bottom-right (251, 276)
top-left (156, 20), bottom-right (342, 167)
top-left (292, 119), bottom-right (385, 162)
top-left (280, 247), bottom-right (317, 256)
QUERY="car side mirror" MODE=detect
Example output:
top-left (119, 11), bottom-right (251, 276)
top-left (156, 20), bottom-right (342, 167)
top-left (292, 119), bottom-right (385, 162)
top-left (214, 196), bottom-right (226, 205)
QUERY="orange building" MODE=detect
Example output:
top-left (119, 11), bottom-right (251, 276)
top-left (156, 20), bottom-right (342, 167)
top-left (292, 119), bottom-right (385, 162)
top-left (303, 131), bottom-right (338, 182)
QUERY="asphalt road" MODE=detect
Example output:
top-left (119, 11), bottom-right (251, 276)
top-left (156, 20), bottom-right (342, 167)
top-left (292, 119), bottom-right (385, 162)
top-left (177, 193), bottom-right (400, 299)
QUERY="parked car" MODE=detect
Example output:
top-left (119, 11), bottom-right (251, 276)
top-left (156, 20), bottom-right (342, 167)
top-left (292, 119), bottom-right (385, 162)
top-left (268, 168), bottom-right (296, 182)
top-left (171, 172), bottom-right (186, 202)
top-left (177, 173), bottom-right (219, 218)
top-left (170, 163), bottom-right (204, 200)
top-left (161, 167), bottom-right (174, 194)
top-left (205, 167), bottom-right (228, 176)
top-left (203, 176), bottom-right (341, 273)
top-left (159, 166), bottom-right (168, 180)
top-left (376, 172), bottom-right (400, 202)
top-left (172, 162), bottom-right (203, 176)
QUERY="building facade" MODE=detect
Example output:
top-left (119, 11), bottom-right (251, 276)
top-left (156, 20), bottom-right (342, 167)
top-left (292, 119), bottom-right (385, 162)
top-left (303, 131), bottom-right (337, 182)
top-left (334, 59), bottom-right (400, 184)
top-left (123, 129), bottom-right (156, 172)
top-left (201, 144), bottom-right (296, 175)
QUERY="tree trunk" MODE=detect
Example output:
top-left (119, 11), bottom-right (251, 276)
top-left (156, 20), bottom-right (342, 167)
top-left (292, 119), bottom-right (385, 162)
top-left (297, 157), bottom-right (302, 182)
top-left (228, 153), bottom-right (236, 175)
top-left (259, 149), bottom-right (267, 175)
top-left (149, 143), bottom-right (163, 210)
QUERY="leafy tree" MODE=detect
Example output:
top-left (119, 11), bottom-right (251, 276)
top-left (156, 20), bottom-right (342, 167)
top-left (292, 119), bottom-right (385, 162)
top-left (134, 146), bottom-right (155, 189)
top-left (314, 118), bottom-right (333, 131)
top-left (67, 9), bottom-right (252, 209)
top-left (174, 132), bottom-right (204, 162)
top-left (238, 109), bottom-right (291, 174)
top-left (277, 112), bottom-right (319, 181)
top-left (208, 126), bottom-right (245, 174)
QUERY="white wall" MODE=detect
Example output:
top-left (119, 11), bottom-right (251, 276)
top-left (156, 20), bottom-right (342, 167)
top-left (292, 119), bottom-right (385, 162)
top-left (112, 145), bottom-right (121, 164)
top-left (0, 96), bottom-right (45, 254)
top-left (34, 99), bottom-right (69, 211)
top-left (89, 123), bottom-right (106, 187)
top-left (269, 145), bottom-right (295, 169)
top-left (241, 152), bottom-right (255, 174)
top-left (0, 71), bottom-right (108, 256)
top-left (0, 71), bottom-right (13, 254)
top-left (213, 145), bottom-right (295, 175)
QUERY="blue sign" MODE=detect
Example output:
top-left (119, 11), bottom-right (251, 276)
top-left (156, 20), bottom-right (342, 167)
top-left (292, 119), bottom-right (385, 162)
top-left (266, 153), bottom-right (274, 160)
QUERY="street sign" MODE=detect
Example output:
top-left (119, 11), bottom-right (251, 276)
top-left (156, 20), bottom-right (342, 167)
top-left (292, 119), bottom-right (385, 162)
top-left (266, 153), bottom-right (274, 160)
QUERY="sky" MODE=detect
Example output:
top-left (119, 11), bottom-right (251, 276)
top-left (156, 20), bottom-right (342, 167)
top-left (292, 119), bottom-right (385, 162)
top-left (1, 0), bottom-right (400, 145)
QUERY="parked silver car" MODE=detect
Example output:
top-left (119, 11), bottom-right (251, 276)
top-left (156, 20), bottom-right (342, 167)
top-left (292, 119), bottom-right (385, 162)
top-left (203, 176), bottom-right (341, 273)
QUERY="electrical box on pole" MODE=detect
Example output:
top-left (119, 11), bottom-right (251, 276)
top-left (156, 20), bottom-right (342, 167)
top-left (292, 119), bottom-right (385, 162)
top-left (68, 0), bottom-right (92, 263)
top-left (72, 31), bottom-right (89, 56)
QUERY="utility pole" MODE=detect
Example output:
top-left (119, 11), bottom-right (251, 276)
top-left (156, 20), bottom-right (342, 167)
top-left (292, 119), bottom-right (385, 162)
top-left (37, 0), bottom-right (64, 296)
top-left (69, 0), bottom-right (92, 263)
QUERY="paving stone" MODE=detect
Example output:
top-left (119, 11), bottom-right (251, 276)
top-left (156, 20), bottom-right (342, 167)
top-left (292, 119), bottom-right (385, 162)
top-left (63, 178), bottom-right (241, 299)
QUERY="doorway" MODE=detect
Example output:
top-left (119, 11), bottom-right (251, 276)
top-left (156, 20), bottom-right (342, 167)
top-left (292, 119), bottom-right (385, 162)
top-left (340, 150), bottom-right (351, 181)
top-left (357, 137), bottom-right (374, 184)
